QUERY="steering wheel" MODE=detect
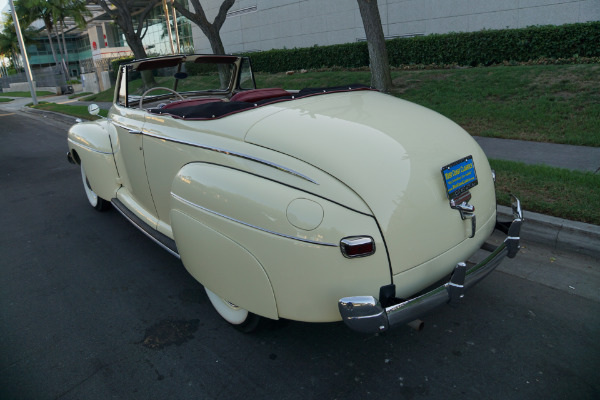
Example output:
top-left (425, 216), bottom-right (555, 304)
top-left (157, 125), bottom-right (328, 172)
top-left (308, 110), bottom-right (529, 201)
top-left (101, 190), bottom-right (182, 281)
top-left (139, 87), bottom-right (184, 109)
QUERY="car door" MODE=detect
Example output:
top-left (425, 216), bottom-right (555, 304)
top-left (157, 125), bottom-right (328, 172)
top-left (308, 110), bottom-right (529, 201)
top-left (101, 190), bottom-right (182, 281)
top-left (110, 66), bottom-right (158, 224)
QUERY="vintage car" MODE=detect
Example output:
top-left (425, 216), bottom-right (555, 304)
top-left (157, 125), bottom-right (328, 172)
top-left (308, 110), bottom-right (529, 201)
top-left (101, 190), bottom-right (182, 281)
top-left (67, 54), bottom-right (523, 333)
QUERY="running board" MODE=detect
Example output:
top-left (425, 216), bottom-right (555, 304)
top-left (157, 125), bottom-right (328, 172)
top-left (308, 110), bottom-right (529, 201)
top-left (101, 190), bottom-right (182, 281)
top-left (111, 198), bottom-right (180, 259)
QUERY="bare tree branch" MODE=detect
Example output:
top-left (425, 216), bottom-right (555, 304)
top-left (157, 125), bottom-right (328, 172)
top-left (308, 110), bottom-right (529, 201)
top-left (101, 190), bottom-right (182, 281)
top-left (174, 0), bottom-right (235, 54)
top-left (214, 0), bottom-right (235, 32)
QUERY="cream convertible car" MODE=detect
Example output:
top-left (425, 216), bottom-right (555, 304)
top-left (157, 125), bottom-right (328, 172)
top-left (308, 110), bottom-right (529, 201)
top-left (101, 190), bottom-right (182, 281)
top-left (67, 54), bottom-right (523, 333)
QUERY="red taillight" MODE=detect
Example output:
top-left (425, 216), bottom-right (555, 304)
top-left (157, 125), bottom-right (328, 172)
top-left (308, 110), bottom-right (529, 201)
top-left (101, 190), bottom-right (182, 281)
top-left (340, 236), bottom-right (375, 258)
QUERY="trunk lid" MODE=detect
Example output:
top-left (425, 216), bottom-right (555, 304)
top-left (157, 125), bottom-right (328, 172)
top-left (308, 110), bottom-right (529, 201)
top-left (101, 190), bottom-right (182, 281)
top-left (245, 90), bottom-right (496, 274)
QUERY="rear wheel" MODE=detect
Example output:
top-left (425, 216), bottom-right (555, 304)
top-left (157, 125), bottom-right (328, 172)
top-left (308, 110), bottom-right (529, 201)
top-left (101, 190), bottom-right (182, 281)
top-left (205, 288), bottom-right (262, 333)
top-left (81, 164), bottom-right (110, 211)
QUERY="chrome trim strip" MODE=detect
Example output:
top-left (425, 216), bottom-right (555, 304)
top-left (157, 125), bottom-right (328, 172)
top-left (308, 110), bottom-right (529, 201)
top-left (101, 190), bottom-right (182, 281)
top-left (171, 192), bottom-right (337, 247)
top-left (111, 120), bottom-right (133, 130)
top-left (110, 119), bottom-right (318, 184)
top-left (111, 120), bottom-right (143, 135)
top-left (111, 200), bottom-right (180, 259)
top-left (67, 138), bottom-right (112, 155)
top-left (141, 130), bottom-right (318, 185)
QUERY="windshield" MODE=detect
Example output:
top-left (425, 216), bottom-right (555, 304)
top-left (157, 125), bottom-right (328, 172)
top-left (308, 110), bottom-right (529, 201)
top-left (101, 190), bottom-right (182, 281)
top-left (127, 62), bottom-right (235, 100)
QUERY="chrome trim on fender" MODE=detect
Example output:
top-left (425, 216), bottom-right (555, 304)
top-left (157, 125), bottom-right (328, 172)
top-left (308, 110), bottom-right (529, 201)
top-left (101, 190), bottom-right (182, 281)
top-left (67, 138), bottom-right (113, 155)
top-left (111, 118), bottom-right (318, 183)
top-left (140, 129), bottom-right (318, 185)
top-left (338, 196), bottom-right (524, 334)
top-left (171, 192), bottom-right (337, 247)
top-left (111, 121), bottom-right (142, 135)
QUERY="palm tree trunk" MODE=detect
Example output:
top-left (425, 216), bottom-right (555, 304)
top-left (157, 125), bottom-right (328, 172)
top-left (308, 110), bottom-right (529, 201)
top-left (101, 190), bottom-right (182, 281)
top-left (53, 29), bottom-right (68, 78)
top-left (45, 28), bottom-right (59, 67)
top-left (61, 23), bottom-right (69, 66)
top-left (60, 23), bottom-right (70, 77)
top-left (55, 30), bottom-right (64, 63)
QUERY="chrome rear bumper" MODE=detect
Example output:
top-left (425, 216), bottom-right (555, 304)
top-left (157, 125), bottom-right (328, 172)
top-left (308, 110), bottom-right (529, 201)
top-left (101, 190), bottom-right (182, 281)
top-left (338, 196), bottom-right (523, 334)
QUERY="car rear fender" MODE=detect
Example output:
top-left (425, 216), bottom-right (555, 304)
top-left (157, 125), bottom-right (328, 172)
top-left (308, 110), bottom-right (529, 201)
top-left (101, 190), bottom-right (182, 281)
top-left (170, 163), bottom-right (390, 322)
top-left (67, 120), bottom-right (120, 201)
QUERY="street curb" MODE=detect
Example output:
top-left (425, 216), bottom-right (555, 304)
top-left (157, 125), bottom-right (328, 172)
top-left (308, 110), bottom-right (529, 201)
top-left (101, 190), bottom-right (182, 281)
top-left (19, 106), bottom-right (87, 126)
top-left (498, 205), bottom-right (600, 259)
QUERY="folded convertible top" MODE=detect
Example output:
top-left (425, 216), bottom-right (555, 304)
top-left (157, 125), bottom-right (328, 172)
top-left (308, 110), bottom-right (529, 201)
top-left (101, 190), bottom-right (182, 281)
top-left (149, 84), bottom-right (374, 120)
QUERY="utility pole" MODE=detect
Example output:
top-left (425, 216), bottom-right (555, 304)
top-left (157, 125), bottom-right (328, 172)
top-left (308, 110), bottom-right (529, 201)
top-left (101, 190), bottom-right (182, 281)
top-left (9, 0), bottom-right (37, 105)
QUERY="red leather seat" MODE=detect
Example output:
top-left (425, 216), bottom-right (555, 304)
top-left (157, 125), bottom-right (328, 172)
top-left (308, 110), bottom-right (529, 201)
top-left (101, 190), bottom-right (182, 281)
top-left (229, 88), bottom-right (289, 103)
top-left (160, 98), bottom-right (221, 110)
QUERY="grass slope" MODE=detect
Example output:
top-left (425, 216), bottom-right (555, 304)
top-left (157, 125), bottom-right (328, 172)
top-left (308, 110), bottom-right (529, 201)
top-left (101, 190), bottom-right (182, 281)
top-left (30, 102), bottom-right (109, 120)
top-left (0, 91), bottom-right (55, 97)
top-left (257, 64), bottom-right (600, 147)
top-left (490, 159), bottom-right (600, 225)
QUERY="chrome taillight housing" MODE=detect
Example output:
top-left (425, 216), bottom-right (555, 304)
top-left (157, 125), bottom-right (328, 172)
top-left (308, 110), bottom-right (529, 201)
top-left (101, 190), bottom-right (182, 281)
top-left (340, 236), bottom-right (375, 258)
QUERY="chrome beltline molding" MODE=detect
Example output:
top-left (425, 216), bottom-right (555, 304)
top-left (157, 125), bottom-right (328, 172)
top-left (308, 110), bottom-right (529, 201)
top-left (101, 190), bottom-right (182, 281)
top-left (138, 128), bottom-right (318, 185)
top-left (68, 138), bottom-right (113, 155)
top-left (171, 192), bottom-right (337, 247)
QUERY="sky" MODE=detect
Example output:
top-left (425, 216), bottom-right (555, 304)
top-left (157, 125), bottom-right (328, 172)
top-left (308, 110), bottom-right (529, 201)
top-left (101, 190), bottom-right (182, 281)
top-left (0, 0), bottom-right (10, 20)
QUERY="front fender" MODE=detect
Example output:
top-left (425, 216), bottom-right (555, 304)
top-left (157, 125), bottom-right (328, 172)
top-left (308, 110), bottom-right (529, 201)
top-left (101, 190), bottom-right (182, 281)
top-left (68, 120), bottom-right (119, 201)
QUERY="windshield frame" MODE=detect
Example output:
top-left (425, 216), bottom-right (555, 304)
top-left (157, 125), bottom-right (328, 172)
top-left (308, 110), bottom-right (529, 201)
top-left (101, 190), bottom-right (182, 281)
top-left (115, 54), bottom-right (255, 109)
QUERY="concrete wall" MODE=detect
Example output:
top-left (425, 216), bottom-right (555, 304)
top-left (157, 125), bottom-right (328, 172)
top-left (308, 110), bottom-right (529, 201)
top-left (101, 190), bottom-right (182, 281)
top-left (4, 82), bottom-right (61, 95)
top-left (190, 0), bottom-right (600, 53)
top-left (98, 71), bottom-right (112, 92)
top-left (81, 73), bottom-right (100, 94)
top-left (6, 82), bottom-right (36, 92)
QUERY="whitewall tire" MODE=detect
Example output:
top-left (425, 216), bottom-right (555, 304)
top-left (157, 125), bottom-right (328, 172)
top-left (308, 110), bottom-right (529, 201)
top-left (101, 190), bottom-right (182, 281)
top-left (205, 288), bottom-right (261, 332)
top-left (81, 164), bottom-right (110, 211)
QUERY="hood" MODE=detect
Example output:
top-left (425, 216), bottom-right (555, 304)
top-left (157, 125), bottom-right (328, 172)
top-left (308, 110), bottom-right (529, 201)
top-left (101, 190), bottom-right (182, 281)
top-left (245, 90), bottom-right (496, 274)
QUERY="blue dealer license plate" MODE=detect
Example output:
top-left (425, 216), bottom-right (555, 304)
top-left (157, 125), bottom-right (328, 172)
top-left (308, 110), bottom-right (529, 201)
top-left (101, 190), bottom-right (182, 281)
top-left (441, 156), bottom-right (478, 199)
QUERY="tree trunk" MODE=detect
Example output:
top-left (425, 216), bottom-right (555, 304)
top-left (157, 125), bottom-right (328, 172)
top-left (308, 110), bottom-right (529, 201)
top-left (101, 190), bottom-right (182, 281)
top-left (61, 23), bottom-right (69, 67)
top-left (125, 33), bottom-right (147, 60)
top-left (55, 31), bottom-right (64, 61)
top-left (45, 26), bottom-right (59, 67)
top-left (54, 28), bottom-right (68, 77)
top-left (125, 34), bottom-right (155, 89)
top-left (173, 0), bottom-right (235, 55)
top-left (357, 0), bottom-right (392, 92)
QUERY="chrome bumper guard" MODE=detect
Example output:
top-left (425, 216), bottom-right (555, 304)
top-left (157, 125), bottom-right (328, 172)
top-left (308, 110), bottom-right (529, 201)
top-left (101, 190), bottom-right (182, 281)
top-left (338, 196), bottom-right (523, 334)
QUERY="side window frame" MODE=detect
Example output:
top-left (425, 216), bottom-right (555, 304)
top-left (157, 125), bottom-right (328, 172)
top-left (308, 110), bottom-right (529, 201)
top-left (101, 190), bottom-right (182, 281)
top-left (117, 66), bottom-right (128, 107)
top-left (238, 57), bottom-right (257, 90)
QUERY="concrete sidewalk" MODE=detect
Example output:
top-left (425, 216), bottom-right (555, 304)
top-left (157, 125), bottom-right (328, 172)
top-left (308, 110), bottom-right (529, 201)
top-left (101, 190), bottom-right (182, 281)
top-left (474, 136), bottom-right (600, 173)
top-left (1, 93), bottom-right (598, 260)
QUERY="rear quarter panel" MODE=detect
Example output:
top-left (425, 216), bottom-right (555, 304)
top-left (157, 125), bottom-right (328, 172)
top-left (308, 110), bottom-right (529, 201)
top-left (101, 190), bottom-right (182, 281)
top-left (170, 163), bottom-right (391, 322)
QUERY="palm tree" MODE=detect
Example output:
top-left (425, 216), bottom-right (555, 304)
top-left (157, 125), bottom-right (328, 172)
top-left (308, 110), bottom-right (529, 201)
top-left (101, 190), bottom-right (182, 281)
top-left (51, 0), bottom-right (91, 70)
top-left (18, 0), bottom-right (61, 68)
top-left (0, 12), bottom-right (38, 72)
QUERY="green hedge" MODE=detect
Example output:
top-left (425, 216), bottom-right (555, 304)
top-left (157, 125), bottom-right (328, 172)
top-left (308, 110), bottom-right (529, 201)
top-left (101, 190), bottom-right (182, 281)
top-left (109, 56), bottom-right (136, 82)
top-left (246, 22), bottom-right (600, 72)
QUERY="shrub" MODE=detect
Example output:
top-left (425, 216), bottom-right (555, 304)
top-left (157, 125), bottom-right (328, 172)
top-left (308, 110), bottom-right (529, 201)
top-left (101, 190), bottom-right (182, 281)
top-left (244, 22), bottom-right (600, 72)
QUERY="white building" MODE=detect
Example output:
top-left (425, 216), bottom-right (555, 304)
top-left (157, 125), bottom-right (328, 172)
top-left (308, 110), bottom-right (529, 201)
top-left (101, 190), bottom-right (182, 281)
top-left (191, 0), bottom-right (600, 54)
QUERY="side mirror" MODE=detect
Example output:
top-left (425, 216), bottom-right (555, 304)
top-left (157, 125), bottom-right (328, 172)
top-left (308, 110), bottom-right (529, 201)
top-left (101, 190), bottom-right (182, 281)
top-left (88, 104), bottom-right (100, 116)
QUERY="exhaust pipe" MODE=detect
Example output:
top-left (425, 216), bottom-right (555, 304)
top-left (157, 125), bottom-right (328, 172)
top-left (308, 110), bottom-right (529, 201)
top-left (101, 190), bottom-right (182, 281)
top-left (67, 151), bottom-right (77, 165)
top-left (407, 319), bottom-right (424, 331)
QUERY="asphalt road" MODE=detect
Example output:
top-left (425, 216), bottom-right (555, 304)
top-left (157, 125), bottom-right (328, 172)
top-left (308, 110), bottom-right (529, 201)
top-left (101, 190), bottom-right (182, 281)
top-left (1, 111), bottom-right (599, 400)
